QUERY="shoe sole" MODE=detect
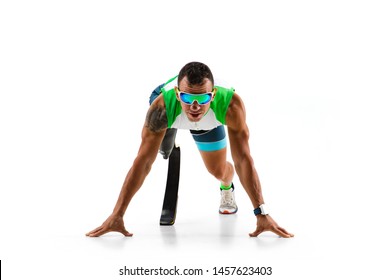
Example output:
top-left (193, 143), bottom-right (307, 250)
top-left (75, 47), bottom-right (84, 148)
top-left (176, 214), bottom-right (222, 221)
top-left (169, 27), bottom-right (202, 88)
top-left (219, 209), bottom-right (238, 215)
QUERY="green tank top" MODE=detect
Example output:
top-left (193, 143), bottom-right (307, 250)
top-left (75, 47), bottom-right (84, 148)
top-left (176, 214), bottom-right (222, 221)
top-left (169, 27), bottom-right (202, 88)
top-left (161, 76), bottom-right (235, 130)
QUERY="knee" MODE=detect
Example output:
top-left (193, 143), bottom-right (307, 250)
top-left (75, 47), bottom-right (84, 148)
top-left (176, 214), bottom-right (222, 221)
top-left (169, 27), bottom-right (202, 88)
top-left (206, 162), bottom-right (233, 181)
top-left (207, 166), bottom-right (224, 180)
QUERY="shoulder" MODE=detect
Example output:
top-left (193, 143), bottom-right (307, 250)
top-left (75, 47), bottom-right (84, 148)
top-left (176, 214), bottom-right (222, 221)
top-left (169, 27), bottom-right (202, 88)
top-left (228, 93), bottom-right (245, 111)
top-left (145, 95), bottom-right (168, 133)
top-left (226, 93), bottom-right (245, 121)
top-left (226, 93), bottom-right (246, 126)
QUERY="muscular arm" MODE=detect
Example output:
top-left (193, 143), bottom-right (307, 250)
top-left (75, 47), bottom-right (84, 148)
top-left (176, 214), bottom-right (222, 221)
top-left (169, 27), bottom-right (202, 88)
top-left (226, 94), bottom-right (293, 238)
top-left (113, 98), bottom-right (167, 216)
top-left (86, 96), bottom-right (167, 237)
top-left (226, 94), bottom-right (263, 208)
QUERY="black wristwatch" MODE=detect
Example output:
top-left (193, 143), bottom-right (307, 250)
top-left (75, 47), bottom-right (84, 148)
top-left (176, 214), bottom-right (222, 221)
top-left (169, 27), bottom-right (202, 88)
top-left (253, 204), bottom-right (269, 216)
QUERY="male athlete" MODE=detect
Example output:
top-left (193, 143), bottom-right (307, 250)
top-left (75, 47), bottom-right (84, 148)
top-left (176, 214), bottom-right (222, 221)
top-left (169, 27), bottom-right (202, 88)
top-left (86, 62), bottom-right (294, 238)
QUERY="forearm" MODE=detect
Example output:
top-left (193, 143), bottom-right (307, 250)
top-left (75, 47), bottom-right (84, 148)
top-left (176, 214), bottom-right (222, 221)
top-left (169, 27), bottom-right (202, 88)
top-left (234, 156), bottom-right (264, 208)
top-left (112, 155), bottom-right (154, 217)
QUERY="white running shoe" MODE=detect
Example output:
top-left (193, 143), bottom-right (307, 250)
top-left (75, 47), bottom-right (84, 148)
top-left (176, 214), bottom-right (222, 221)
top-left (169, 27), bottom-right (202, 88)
top-left (219, 187), bottom-right (238, 214)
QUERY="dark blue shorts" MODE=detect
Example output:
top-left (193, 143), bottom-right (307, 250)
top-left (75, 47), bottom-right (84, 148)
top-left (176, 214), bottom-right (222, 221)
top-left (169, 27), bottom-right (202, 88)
top-left (149, 84), bottom-right (227, 152)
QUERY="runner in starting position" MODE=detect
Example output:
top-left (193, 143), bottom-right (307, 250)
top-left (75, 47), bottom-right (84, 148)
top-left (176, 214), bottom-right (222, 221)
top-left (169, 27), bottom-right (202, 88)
top-left (86, 61), bottom-right (294, 238)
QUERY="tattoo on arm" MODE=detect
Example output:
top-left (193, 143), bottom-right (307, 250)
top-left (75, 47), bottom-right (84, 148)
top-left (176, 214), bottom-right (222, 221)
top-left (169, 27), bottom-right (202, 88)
top-left (145, 106), bottom-right (168, 132)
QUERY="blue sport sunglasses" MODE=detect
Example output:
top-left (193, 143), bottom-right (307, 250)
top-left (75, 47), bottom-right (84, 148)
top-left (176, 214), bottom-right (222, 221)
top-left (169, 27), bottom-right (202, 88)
top-left (178, 91), bottom-right (214, 105)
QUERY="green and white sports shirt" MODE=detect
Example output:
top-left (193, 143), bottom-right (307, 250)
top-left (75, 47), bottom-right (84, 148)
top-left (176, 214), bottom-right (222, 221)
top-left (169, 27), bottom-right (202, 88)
top-left (161, 76), bottom-right (235, 130)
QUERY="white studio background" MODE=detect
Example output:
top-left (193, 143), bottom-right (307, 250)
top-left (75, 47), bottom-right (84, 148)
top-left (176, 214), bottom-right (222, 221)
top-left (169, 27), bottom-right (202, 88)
top-left (1, 0), bottom-right (389, 279)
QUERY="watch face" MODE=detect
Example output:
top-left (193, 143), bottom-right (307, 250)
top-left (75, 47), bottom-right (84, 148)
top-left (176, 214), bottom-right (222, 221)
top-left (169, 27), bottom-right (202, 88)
top-left (259, 204), bottom-right (269, 215)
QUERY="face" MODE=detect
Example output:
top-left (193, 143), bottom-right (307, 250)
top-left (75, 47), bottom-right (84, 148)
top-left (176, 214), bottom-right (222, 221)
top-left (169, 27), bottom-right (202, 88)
top-left (176, 77), bottom-right (214, 122)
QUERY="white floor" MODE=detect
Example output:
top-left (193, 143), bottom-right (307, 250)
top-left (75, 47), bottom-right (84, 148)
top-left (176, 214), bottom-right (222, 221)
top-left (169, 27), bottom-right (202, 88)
top-left (0, 210), bottom-right (334, 280)
top-left (1, 157), bottom-right (388, 279)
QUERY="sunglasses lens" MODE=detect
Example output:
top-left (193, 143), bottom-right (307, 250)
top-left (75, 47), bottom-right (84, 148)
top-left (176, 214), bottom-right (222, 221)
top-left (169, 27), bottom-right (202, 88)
top-left (180, 93), bottom-right (212, 105)
top-left (197, 94), bottom-right (212, 104)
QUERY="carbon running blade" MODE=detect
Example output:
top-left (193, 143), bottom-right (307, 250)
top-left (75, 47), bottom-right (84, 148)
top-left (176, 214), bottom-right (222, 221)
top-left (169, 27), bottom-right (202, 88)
top-left (160, 146), bottom-right (180, 226)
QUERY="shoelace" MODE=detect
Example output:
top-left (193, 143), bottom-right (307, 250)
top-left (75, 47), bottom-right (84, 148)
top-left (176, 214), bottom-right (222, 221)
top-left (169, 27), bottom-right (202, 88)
top-left (221, 190), bottom-right (235, 206)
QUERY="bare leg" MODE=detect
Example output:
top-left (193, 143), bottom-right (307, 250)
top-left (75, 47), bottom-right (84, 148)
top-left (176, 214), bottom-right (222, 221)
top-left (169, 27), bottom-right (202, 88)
top-left (198, 148), bottom-right (234, 187)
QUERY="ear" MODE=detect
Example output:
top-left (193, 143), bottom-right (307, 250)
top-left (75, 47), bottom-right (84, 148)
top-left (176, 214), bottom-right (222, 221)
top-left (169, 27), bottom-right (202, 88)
top-left (174, 86), bottom-right (181, 101)
top-left (211, 87), bottom-right (217, 101)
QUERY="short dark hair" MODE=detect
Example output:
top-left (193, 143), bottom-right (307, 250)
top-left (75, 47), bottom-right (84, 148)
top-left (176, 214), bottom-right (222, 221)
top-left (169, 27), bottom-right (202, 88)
top-left (178, 62), bottom-right (214, 86)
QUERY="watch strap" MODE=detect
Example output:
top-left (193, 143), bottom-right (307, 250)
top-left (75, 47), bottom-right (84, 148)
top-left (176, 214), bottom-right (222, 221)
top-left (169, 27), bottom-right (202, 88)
top-left (253, 204), bottom-right (268, 216)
